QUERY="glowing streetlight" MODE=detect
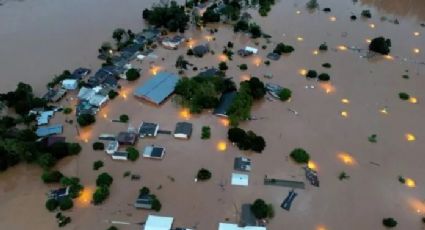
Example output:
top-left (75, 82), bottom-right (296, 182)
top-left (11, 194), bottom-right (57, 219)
top-left (179, 108), bottom-right (191, 120)
top-left (409, 97), bottom-right (418, 104)
top-left (219, 118), bottom-right (229, 127)
top-left (414, 32), bottom-right (420, 36)
top-left (380, 107), bottom-right (388, 115)
top-left (366, 39), bottom-right (372, 43)
top-left (338, 152), bottom-right (356, 165)
top-left (299, 69), bottom-right (308, 76)
top-left (341, 98), bottom-right (350, 104)
top-left (313, 50), bottom-right (319, 55)
top-left (369, 23), bottom-right (375, 29)
top-left (297, 37), bottom-right (304, 42)
top-left (338, 45), bottom-right (347, 51)
top-left (340, 111), bottom-right (348, 118)
top-left (384, 55), bottom-right (394, 60)
top-left (413, 48), bottom-right (420, 54)
top-left (405, 178), bottom-right (416, 188)
top-left (308, 161), bottom-right (318, 171)
top-left (296, 10), bottom-right (301, 15)
top-left (329, 16), bottom-right (336, 22)
top-left (217, 141), bottom-right (227, 151)
top-left (405, 133), bottom-right (416, 142)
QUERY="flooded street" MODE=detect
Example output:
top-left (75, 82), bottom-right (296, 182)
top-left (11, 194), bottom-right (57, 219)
top-left (1, 0), bottom-right (425, 229)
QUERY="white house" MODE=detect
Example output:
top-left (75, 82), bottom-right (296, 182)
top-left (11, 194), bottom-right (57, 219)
top-left (144, 215), bottom-right (174, 230)
top-left (105, 141), bottom-right (119, 155)
top-left (244, 46), bottom-right (258, 54)
top-left (143, 145), bottom-right (166, 159)
top-left (112, 151), bottom-right (128, 161)
top-left (89, 94), bottom-right (108, 107)
top-left (231, 173), bottom-right (249, 187)
top-left (62, 79), bottom-right (78, 90)
top-left (218, 223), bottom-right (266, 230)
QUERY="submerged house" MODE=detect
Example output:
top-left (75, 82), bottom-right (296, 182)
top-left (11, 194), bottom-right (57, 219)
top-left (161, 35), bottom-right (185, 49)
top-left (218, 223), bottom-right (266, 230)
top-left (234, 157), bottom-right (252, 172)
top-left (198, 68), bottom-right (221, 78)
top-left (173, 122), bottom-right (193, 139)
top-left (213, 91), bottom-right (237, 117)
top-left (71, 67), bottom-right (91, 80)
top-left (134, 72), bottom-right (179, 105)
top-left (117, 131), bottom-right (138, 145)
top-left (47, 187), bottom-right (70, 200)
top-left (193, 44), bottom-right (210, 57)
top-left (35, 110), bottom-right (55, 126)
top-left (231, 173), bottom-right (249, 187)
top-left (43, 88), bottom-right (67, 102)
top-left (36, 124), bottom-right (63, 137)
top-left (238, 46), bottom-right (258, 57)
top-left (143, 145), bottom-right (166, 159)
top-left (112, 151), bottom-right (128, 161)
top-left (105, 141), bottom-right (119, 155)
top-left (265, 83), bottom-right (283, 99)
top-left (62, 79), bottom-right (78, 90)
top-left (144, 215), bottom-right (174, 230)
top-left (139, 122), bottom-right (159, 138)
top-left (134, 194), bottom-right (154, 209)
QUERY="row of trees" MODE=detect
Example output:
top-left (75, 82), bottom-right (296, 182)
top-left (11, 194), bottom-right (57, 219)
top-left (228, 127), bottom-right (266, 153)
top-left (0, 83), bottom-right (47, 116)
top-left (142, 1), bottom-right (189, 33)
top-left (234, 20), bottom-right (263, 38)
top-left (93, 172), bottom-right (113, 205)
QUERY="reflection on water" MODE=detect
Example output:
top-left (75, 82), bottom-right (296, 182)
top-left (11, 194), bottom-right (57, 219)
top-left (360, 0), bottom-right (425, 20)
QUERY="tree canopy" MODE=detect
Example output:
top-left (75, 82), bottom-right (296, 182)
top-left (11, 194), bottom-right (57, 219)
top-left (290, 148), bottom-right (310, 163)
top-left (250, 199), bottom-right (274, 219)
top-left (142, 1), bottom-right (190, 32)
top-left (369, 37), bottom-right (392, 55)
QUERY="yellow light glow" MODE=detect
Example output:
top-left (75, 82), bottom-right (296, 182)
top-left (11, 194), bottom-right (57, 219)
top-left (384, 55), bottom-right (394, 60)
top-left (77, 187), bottom-right (93, 207)
top-left (103, 113), bottom-right (108, 119)
top-left (329, 16), bottom-right (336, 22)
top-left (122, 93), bottom-right (127, 99)
top-left (380, 107), bottom-right (388, 115)
top-left (414, 32), bottom-right (420, 36)
top-left (84, 138), bottom-right (89, 143)
top-left (151, 66), bottom-right (160, 75)
top-left (313, 50), bottom-right (319, 55)
top-left (297, 37), bottom-right (304, 42)
top-left (414, 48), bottom-right (420, 54)
top-left (218, 54), bottom-right (228, 62)
top-left (308, 161), bottom-right (318, 171)
top-left (340, 111), bottom-right (348, 118)
top-left (409, 97), bottom-right (418, 104)
top-left (405, 133), bottom-right (416, 142)
top-left (219, 118), bottom-right (230, 127)
top-left (408, 197), bottom-right (425, 214)
top-left (316, 226), bottom-right (328, 230)
top-left (240, 74), bottom-right (251, 81)
top-left (369, 23), bottom-right (375, 28)
top-left (205, 35), bottom-right (213, 42)
top-left (366, 39), bottom-right (372, 43)
top-left (179, 108), bottom-right (191, 120)
top-left (299, 69), bottom-right (308, 76)
top-left (338, 45), bottom-right (347, 51)
top-left (337, 152), bottom-right (356, 165)
top-left (296, 10), bottom-right (301, 14)
top-left (341, 98), bottom-right (350, 104)
top-left (187, 38), bottom-right (195, 49)
top-left (405, 178), bottom-right (416, 188)
top-left (320, 83), bottom-right (335, 94)
top-left (254, 58), bottom-right (261, 67)
top-left (217, 141), bottom-right (227, 151)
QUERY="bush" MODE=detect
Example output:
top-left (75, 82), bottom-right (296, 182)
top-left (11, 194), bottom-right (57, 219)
top-left (399, 92), bottom-right (410, 100)
top-left (139, 187), bottom-right (150, 196)
top-left (119, 114), bottom-right (129, 123)
top-left (219, 62), bottom-right (228, 71)
top-left (42, 170), bottom-right (63, 183)
top-left (251, 199), bottom-right (274, 219)
top-left (93, 142), bottom-right (105, 151)
top-left (250, 134), bottom-right (266, 153)
top-left (196, 168), bottom-right (212, 181)
top-left (350, 15), bottom-right (357, 20)
top-left (318, 73), bottom-right (330, 81)
top-left (249, 23), bottom-right (262, 38)
top-left (369, 37), bottom-right (392, 55)
top-left (93, 160), bottom-right (104, 170)
top-left (152, 198), bottom-right (162, 212)
top-left (92, 185), bottom-right (110, 205)
top-left (68, 143), bottom-right (82, 155)
top-left (290, 148), bottom-right (310, 163)
top-left (96, 173), bottom-right (113, 187)
top-left (63, 108), bottom-right (73, 114)
top-left (59, 197), bottom-right (73, 211)
top-left (382, 218), bottom-right (397, 228)
top-left (126, 147), bottom-right (139, 161)
top-left (319, 42), bottom-right (328, 51)
top-left (234, 20), bottom-right (249, 32)
top-left (187, 49), bottom-right (194, 56)
top-left (201, 126), bottom-right (211, 139)
top-left (361, 10), bottom-right (372, 18)
top-left (228, 127), bottom-right (247, 143)
top-left (278, 88), bottom-right (292, 101)
top-left (77, 114), bottom-right (95, 127)
top-left (239, 64), bottom-right (248, 71)
top-left (37, 153), bottom-right (56, 169)
top-left (322, 63), bottom-right (332, 68)
top-left (273, 43), bottom-right (294, 54)
top-left (306, 0), bottom-right (319, 10)
top-left (227, 42), bottom-right (234, 48)
top-left (126, 69), bottom-right (140, 81)
top-left (108, 90), bottom-right (119, 99)
top-left (46, 199), bottom-right (59, 211)
top-left (264, 60), bottom-right (270, 65)
top-left (306, 70), bottom-right (318, 78)
top-left (107, 227), bottom-right (118, 230)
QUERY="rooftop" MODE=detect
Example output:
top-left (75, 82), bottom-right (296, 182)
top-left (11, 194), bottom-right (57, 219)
top-left (144, 215), bottom-right (174, 230)
top-left (134, 72), bottom-right (179, 105)
top-left (139, 122), bottom-right (159, 137)
top-left (36, 124), bottom-right (63, 137)
top-left (213, 91), bottom-right (237, 117)
top-left (117, 132), bottom-right (138, 145)
top-left (174, 122), bottom-right (193, 137)
top-left (143, 145), bottom-right (165, 159)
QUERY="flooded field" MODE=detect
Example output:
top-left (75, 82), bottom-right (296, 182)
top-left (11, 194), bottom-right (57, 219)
top-left (1, 0), bottom-right (425, 229)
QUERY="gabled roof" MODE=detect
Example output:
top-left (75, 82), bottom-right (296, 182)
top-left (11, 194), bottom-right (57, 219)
top-left (134, 72), bottom-right (179, 105)
top-left (139, 122), bottom-right (159, 137)
top-left (144, 215), bottom-right (174, 230)
top-left (174, 122), bottom-right (193, 136)
top-left (78, 87), bottom-right (96, 101)
top-left (117, 132), bottom-right (137, 145)
top-left (213, 91), bottom-right (237, 117)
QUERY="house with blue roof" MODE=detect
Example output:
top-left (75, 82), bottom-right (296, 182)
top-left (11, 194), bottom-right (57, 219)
top-left (36, 124), bottom-right (63, 137)
top-left (134, 72), bottom-right (179, 105)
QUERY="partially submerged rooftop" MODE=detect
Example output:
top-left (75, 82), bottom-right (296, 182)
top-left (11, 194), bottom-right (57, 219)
top-left (143, 145), bottom-right (165, 159)
top-left (213, 91), bottom-right (237, 117)
top-left (174, 122), bottom-right (193, 139)
top-left (134, 72), bottom-right (179, 105)
top-left (139, 122), bottom-right (159, 138)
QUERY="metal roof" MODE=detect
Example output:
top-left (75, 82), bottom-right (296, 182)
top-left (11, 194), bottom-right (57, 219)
top-left (134, 72), bottom-right (179, 105)
top-left (144, 215), bottom-right (174, 230)
top-left (174, 122), bottom-right (193, 136)
top-left (36, 124), bottom-right (63, 137)
top-left (213, 91), bottom-right (237, 117)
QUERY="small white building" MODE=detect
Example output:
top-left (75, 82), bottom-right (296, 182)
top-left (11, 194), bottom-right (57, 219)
top-left (105, 141), bottom-right (119, 155)
top-left (62, 79), bottom-right (78, 90)
top-left (112, 151), bottom-right (128, 161)
top-left (231, 173), bottom-right (249, 187)
top-left (143, 145), bottom-right (165, 159)
top-left (218, 223), bottom-right (266, 230)
top-left (89, 94), bottom-right (108, 107)
top-left (144, 215), bottom-right (174, 230)
top-left (244, 46), bottom-right (258, 54)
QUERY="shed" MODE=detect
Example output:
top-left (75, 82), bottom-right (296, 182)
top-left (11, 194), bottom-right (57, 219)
top-left (62, 79), bottom-right (78, 90)
top-left (144, 215), bottom-right (174, 230)
top-left (192, 44), bottom-right (210, 57)
top-left (231, 173), bottom-right (249, 187)
top-left (174, 122), bottom-right (193, 139)
top-left (139, 122), bottom-right (159, 138)
top-left (213, 91), bottom-right (237, 117)
top-left (117, 132), bottom-right (138, 145)
top-left (112, 151), bottom-right (128, 161)
top-left (105, 141), bottom-right (119, 154)
top-left (143, 145), bottom-right (166, 159)
top-left (234, 157), bottom-right (252, 172)
top-left (36, 124), bottom-right (63, 137)
top-left (218, 223), bottom-right (266, 230)
top-left (134, 194), bottom-right (153, 209)
top-left (134, 72), bottom-right (179, 105)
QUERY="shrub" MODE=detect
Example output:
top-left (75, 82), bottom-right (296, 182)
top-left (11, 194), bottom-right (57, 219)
top-left (126, 69), bottom-right (140, 81)
top-left (323, 8), bottom-right (331, 12)
top-left (234, 20), bottom-right (249, 32)
top-left (139, 187), bottom-right (150, 196)
top-left (77, 114), bottom-right (95, 127)
top-left (361, 10), bottom-right (372, 18)
top-left (369, 37), bottom-right (392, 55)
top-left (96, 172), bottom-right (113, 187)
top-left (127, 147), bottom-right (139, 161)
top-left (290, 148), bottom-right (310, 163)
top-left (249, 23), bottom-right (262, 38)
top-left (59, 197), bottom-right (73, 211)
top-left (201, 126), bottom-right (211, 139)
top-left (306, 70), bottom-right (318, 78)
top-left (278, 88), bottom-right (292, 101)
top-left (239, 64), bottom-right (248, 71)
top-left (108, 90), bottom-right (119, 99)
top-left (228, 127), bottom-right (247, 143)
top-left (93, 160), bottom-right (104, 170)
top-left (196, 168), bottom-right (212, 181)
top-left (350, 15), bottom-right (357, 20)
top-left (46, 199), bottom-right (59, 211)
top-left (318, 73), bottom-right (330, 81)
top-left (382, 218), bottom-right (397, 228)
top-left (93, 142), bottom-right (105, 151)
top-left (63, 108), bottom-right (73, 114)
top-left (273, 43), bottom-right (294, 54)
top-left (119, 114), bottom-right (129, 123)
top-left (219, 62), bottom-right (228, 71)
top-left (42, 170), bottom-right (63, 183)
top-left (152, 198), bottom-right (162, 212)
top-left (339, 172), bottom-right (350, 180)
top-left (67, 143), bottom-right (82, 155)
top-left (187, 49), bottom-right (194, 56)
top-left (92, 185), bottom-right (110, 205)
top-left (107, 227), bottom-right (118, 230)
top-left (368, 134), bottom-right (377, 143)
top-left (227, 42), bottom-right (234, 48)
top-left (250, 135), bottom-right (266, 153)
top-left (319, 42), bottom-right (328, 51)
top-left (399, 92), bottom-right (410, 100)
top-left (306, 0), bottom-right (319, 10)
top-left (251, 199), bottom-right (274, 219)
top-left (264, 60), bottom-right (270, 65)
top-left (322, 63), bottom-right (332, 68)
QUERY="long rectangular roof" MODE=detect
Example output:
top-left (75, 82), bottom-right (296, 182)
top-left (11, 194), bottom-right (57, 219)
top-left (134, 72), bottom-right (179, 105)
top-left (144, 215), bottom-right (174, 230)
top-left (218, 223), bottom-right (266, 230)
top-left (213, 91), bottom-right (237, 117)
top-left (36, 124), bottom-right (63, 137)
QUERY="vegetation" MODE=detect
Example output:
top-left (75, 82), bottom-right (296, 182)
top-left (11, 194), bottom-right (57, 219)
top-left (202, 4), bottom-right (221, 23)
top-left (239, 64), bottom-right (248, 71)
top-left (0, 82), bottom-right (47, 116)
top-left (234, 20), bottom-right (249, 32)
top-left (273, 43), bottom-right (295, 54)
top-left (92, 185), bottom-right (110, 205)
top-left (42, 170), bottom-right (64, 183)
top-left (306, 0), bottom-right (319, 10)
top-left (56, 212), bottom-right (72, 227)
top-left (398, 176), bottom-right (406, 184)
top-left (93, 142), bottom-right (105, 151)
top-left (382, 218), bottom-right (398, 228)
top-left (108, 90), bottom-right (119, 99)
top-left (93, 160), bottom-right (104, 170)
top-left (60, 176), bottom-right (83, 198)
top-left (96, 172), bottom-right (113, 187)
top-left (196, 168), bottom-right (212, 181)
top-left (361, 10), bottom-right (372, 18)
top-left (137, 187), bottom-right (162, 211)
top-left (140, 187), bottom-right (150, 196)
top-left (306, 70), bottom-right (318, 78)
top-left (234, 21), bottom-right (262, 38)
top-left (187, 49), bottom-right (194, 56)
top-left (63, 108), bottom-right (73, 114)
top-left (339, 172), bottom-right (350, 180)
top-left (319, 42), bottom-right (328, 51)
top-left (227, 127), bottom-right (266, 153)
top-left (399, 92), bottom-right (410, 100)
top-left (223, 47), bottom-right (234, 60)
top-left (257, 0), bottom-right (276, 17)
top-left (318, 73), bottom-right (330, 81)
top-left (46, 199), bottom-right (59, 211)
top-left (369, 37), bottom-right (392, 55)
top-left (107, 226), bottom-right (118, 230)
top-left (126, 68), bottom-right (140, 81)
top-left (278, 88), bottom-right (292, 101)
top-left (59, 197), bottom-right (74, 211)
top-left (368, 134), bottom-right (377, 143)
top-left (264, 60), bottom-right (270, 65)
top-left (219, 62), bottom-right (228, 71)
top-left (250, 199), bottom-right (274, 219)
top-left (142, 1), bottom-right (189, 32)
top-left (46, 70), bottom-right (72, 88)
top-left (77, 114), bottom-right (96, 127)
top-left (201, 126), bottom-right (211, 139)
top-left (119, 114), bottom-right (129, 123)
top-left (175, 55), bottom-right (189, 70)
top-left (126, 147), bottom-right (139, 161)
top-left (290, 148), bottom-right (310, 163)
top-left (322, 63), bottom-right (332, 68)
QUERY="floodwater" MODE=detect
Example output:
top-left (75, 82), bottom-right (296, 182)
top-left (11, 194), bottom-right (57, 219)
top-left (1, 0), bottom-right (425, 229)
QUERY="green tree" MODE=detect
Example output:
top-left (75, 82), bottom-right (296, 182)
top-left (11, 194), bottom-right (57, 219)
top-left (201, 126), bottom-right (211, 139)
top-left (63, 108), bottom-right (73, 114)
top-left (119, 114), bottom-right (129, 123)
top-left (126, 147), bottom-right (139, 161)
top-left (67, 143), bottom-right (82, 155)
top-left (142, 1), bottom-right (190, 32)
top-left (107, 226), bottom-right (118, 230)
top-left (93, 142), bottom-right (105, 150)
top-left (369, 37), bottom-right (392, 55)
top-left (37, 153), bottom-right (56, 169)
top-left (382, 218), bottom-right (397, 228)
top-left (228, 127), bottom-right (247, 143)
top-left (290, 148), bottom-right (310, 163)
top-left (249, 23), bottom-right (262, 38)
top-left (318, 73), bottom-right (330, 81)
top-left (250, 134), bottom-right (266, 153)
top-left (59, 197), bottom-right (74, 211)
top-left (45, 199), bottom-right (59, 211)
top-left (234, 20), bottom-right (249, 32)
top-left (399, 92), bottom-right (410, 100)
top-left (112, 28), bottom-right (126, 44)
top-left (196, 168), bottom-right (212, 181)
top-left (42, 170), bottom-right (63, 183)
top-left (126, 69), bottom-right (140, 81)
top-left (278, 88), bottom-right (292, 101)
top-left (96, 173), bottom-right (113, 187)
top-left (93, 160), bottom-right (104, 170)
top-left (139, 187), bottom-right (150, 196)
top-left (92, 185), bottom-right (110, 205)
top-left (239, 64), bottom-right (248, 71)
top-left (251, 199), bottom-right (273, 219)
top-left (77, 114), bottom-right (95, 127)
top-left (273, 43), bottom-right (294, 54)
top-left (219, 62), bottom-right (228, 71)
